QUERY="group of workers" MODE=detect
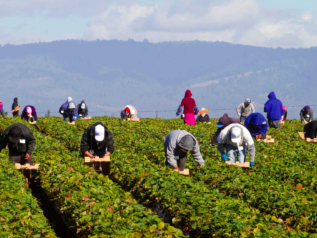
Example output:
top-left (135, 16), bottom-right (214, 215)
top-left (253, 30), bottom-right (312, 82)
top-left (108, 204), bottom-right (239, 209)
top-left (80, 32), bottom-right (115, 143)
top-left (0, 91), bottom-right (315, 173)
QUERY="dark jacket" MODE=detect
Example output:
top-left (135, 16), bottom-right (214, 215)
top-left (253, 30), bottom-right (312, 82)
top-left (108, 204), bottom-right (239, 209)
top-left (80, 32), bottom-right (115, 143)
top-left (77, 100), bottom-right (88, 116)
top-left (81, 122), bottom-right (115, 154)
top-left (12, 97), bottom-right (19, 116)
top-left (21, 105), bottom-right (38, 120)
top-left (304, 121), bottom-right (317, 139)
top-left (210, 114), bottom-right (240, 144)
top-left (244, 113), bottom-right (268, 137)
top-left (264, 92), bottom-right (284, 121)
top-left (300, 107), bottom-right (313, 122)
top-left (0, 123), bottom-right (36, 155)
top-left (196, 114), bottom-right (210, 123)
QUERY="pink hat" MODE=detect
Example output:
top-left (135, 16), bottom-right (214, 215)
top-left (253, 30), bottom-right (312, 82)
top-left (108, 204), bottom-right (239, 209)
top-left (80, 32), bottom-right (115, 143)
top-left (26, 107), bottom-right (32, 117)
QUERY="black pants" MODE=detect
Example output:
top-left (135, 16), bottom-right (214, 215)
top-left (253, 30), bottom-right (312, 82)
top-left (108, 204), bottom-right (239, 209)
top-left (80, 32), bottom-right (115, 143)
top-left (0, 110), bottom-right (5, 118)
top-left (68, 109), bottom-right (75, 122)
top-left (9, 154), bottom-right (34, 165)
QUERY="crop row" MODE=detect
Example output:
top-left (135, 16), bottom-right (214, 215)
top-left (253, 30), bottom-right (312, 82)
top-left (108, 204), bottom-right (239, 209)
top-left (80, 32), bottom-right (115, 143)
top-left (35, 117), bottom-right (297, 237)
top-left (0, 151), bottom-right (56, 238)
top-left (0, 117), bottom-right (184, 237)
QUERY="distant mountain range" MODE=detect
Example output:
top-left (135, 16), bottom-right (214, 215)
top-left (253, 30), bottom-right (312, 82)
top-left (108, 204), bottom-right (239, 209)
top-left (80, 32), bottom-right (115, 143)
top-left (1, 39), bottom-right (316, 119)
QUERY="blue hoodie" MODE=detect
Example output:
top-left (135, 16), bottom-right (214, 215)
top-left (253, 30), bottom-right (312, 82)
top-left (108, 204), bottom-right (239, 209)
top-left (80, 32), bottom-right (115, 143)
top-left (244, 113), bottom-right (268, 137)
top-left (264, 92), bottom-right (284, 121)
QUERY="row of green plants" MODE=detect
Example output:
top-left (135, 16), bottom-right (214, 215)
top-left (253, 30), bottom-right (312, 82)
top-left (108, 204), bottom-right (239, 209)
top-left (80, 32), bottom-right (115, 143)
top-left (0, 151), bottom-right (56, 238)
top-left (34, 117), bottom-right (299, 237)
top-left (0, 117), bottom-right (184, 237)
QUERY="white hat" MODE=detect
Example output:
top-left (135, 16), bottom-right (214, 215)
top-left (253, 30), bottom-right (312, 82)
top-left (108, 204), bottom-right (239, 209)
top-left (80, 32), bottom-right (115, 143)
top-left (231, 127), bottom-right (241, 143)
top-left (201, 108), bottom-right (205, 110)
top-left (67, 97), bottom-right (72, 102)
top-left (68, 102), bottom-right (75, 109)
top-left (246, 98), bottom-right (251, 103)
top-left (81, 103), bottom-right (85, 109)
top-left (95, 125), bottom-right (105, 142)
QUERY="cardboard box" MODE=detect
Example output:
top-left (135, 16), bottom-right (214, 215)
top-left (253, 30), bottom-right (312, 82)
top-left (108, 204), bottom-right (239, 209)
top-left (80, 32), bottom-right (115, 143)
top-left (174, 168), bottom-right (189, 175)
top-left (226, 161), bottom-right (250, 168)
top-left (84, 156), bottom-right (111, 175)
top-left (127, 118), bottom-right (140, 122)
top-left (198, 109), bottom-right (209, 115)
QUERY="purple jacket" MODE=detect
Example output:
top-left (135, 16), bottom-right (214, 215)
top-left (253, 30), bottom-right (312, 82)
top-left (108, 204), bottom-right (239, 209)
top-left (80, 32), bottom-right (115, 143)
top-left (21, 105), bottom-right (37, 120)
top-left (59, 101), bottom-right (78, 121)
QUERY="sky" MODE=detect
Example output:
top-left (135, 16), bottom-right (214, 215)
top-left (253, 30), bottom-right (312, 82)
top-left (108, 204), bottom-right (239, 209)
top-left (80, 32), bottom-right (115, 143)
top-left (0, 0), bottom-right (317, 48)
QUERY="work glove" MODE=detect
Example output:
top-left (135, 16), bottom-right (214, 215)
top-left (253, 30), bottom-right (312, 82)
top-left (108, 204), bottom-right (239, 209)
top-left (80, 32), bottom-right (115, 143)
top-left (77, 115), bottom-right (80, 118)
top-left (250, 162), bottom-right (254, 168)
top-left (83, 115), bottom-right (87, 118)
top-left (221, 152), bottom-right (227, 162)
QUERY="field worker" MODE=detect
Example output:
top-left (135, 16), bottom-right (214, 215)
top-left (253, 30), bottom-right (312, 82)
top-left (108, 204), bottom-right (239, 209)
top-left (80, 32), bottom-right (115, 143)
top-left (216, 123), bottom-right (255, 167)
top-left (0, 101), bottom-right (5, 118)
top-left (304, 121), bottom-right (317, 139)
top-left (77, 100), bottom-right (89, 118)
top-left (300, 105), bottom-right (313, 124)
top-left (282, 105), bottom-right (287, 123)
top-left (264, 92), bottom-right (284, 129)
top-left (210, 113), bottom-right (240, 145)
top-left (121, 105), bottom-right (138, 120)
top-left (59, 97), bottom-right (77, 122)
top-left (244, 113), bottom-right (268, 140)
top-left (12, 97), bottom-right (20, 117)
top-left (164, 130), bottom-right (204, 171)
top-left (196, 108), bottom-right (210, 123)
top-left (21, 105), bottom-right (37, 122)
top-left (236, 98), bottom-right (255, 122)
top-left (81, 122), bottom-right (115, 158)
top-left (176, 90), bottom-right (199, 125)
top-left (0, 123), bottom-right (36, 165)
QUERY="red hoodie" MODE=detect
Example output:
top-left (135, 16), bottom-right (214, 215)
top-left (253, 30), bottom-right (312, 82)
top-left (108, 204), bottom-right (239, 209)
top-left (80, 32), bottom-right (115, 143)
top-left (180, 90), bottom-right (196, 114)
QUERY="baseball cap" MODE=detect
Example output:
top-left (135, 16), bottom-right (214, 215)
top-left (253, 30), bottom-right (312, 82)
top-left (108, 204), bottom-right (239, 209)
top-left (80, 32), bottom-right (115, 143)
top-left (68, 102), bottom-right (75, 109)
top-left (216, 122), bottom-right (224, 128)
top-left (95, 125), bottom-right (105, 142)
top-left (231, 127), bottom-right (241, 143)
top-left (9, 127), bottom-right (22, 143)
top-left (67, 97), bottom-right (72, 102)
top-left (246, 98), bottom-right (251, 103)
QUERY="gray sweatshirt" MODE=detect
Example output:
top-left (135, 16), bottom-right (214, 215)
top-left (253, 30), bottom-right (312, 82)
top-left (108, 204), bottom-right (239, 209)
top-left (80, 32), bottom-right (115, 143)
top-left (164, 130), bottom-right (204, 167)
top-left (216, 123), bottom-right (256, 162)
top-left (236, 103), bottom-right (255, 117)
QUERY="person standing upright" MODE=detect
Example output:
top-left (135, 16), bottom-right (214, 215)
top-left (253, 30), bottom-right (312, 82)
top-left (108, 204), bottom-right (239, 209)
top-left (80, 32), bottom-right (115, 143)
top-left (236, 98), bottom-right (255, 122)
top-left (176, 90), bottom-right (199, 125)
top-left (12, 97), bottom-right (20, 117)
top-left (264, 92), bottom-right (284, 129)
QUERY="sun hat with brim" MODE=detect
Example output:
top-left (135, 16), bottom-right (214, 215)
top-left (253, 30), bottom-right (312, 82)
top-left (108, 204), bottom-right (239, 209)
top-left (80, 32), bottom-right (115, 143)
top-left (9, 127), bottom-right (22, 143)
top-left (217, 122), bottom-right (224, 128)
top-left (95, 125), bottom-right (105, 142)
top-left (231, 127), bottom-right (241, 143)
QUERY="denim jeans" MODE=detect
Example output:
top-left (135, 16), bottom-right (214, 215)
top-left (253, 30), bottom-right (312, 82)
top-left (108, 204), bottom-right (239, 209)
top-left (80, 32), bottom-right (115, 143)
top-left (90, 149), bottom-right (107, 158)
top-left (226, 144), bottom-right (246, 163)
top-left (240, 116), bottom-right (246, 122)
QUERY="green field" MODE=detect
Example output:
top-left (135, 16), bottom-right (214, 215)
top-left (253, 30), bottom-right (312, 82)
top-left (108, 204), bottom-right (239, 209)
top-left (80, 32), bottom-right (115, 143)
top-left (1, 116), bottom-right (316, 237)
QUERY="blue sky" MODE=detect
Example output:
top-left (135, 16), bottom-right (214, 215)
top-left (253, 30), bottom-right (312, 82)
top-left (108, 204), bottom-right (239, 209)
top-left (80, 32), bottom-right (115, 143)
top-left (0, 0), bottom-right (316, 48)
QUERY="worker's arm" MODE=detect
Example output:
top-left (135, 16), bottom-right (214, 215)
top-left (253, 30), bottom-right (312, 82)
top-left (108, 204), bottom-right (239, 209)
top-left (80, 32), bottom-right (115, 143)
top-left (236, 104), bottom-right (242, 116)
top-left (165, 143), bottom-right (177, 169)
top-left (26, 131), bottom-right (36, 155)
top-left (243, 129), bottom-right (256, 162)
top-left (310, 109), bottom-right (314, 120)
top-left (191, 141), bottom-right (204, 166)
top-left (105, 130), bottom-right (115, 158)
top-left (176, 105), bottom-right (182, 116)
top-left (247, 144), bottom-right (256, 162)
top-left (84, 151), bottom-right (95, 158)
top-left (251, 104), bottom-right (255, 113)
top-left (80, 128), bottom-right (91, 154)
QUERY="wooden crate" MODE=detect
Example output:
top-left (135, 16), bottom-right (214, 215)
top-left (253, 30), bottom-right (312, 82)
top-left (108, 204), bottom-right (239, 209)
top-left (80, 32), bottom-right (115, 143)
top-left (11, 106), bottom-right (21, 113)
top-left (29, 121), bottom-right (37, 125)
top-left (198, 109), bottom-right (209, 115)
top-left (84, 156), bottom-right (110, 175)
top-left (226, 161), bottom-right (250, 168)
top-left (173, 168), bottom-right (189, 175)
top-left (81, 117), bottom-right (92, 120)
top-left (127, 118), bottom-right (140, 122)
top-left (15, 163), bottom-right (40, 184)
top-left (68, 121), bottom-right (76, 125)
top-left (257, 135), bottom-right (274, 143)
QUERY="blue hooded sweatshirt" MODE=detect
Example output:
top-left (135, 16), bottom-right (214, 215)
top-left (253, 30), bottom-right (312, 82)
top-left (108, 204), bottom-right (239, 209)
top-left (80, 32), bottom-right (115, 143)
top-left (264, 92), bottom-right (284, 121)
top-left (244, 113), bottom-right (268, 137)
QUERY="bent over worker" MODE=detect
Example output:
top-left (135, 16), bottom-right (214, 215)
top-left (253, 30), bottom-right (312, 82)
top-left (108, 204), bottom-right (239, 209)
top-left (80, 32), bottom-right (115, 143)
top-left (21, 105), bottom-right (37, 122)
top-left (81, 122), bottom-right (115, 158)
top-left (0, 123), bottom-right (36, 165)
top-left (236, 98), bottom-right (255, 122)
top-left (303, 121), bottom-right (317, 139)
top-left (121, 105), bottom-right (138, 120)
top-left (77, 100), bottom-right (89, 118)
top-left (59, 97), bottom-right (77, 123)
top-left (244, 113), bottom-right (268, 140)
top-left (300, 105), bottom-right (313, 124)
top-left (164, 130), bottom-right (204, 171)
top-left (216, 123), bottom-right (255, 167)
